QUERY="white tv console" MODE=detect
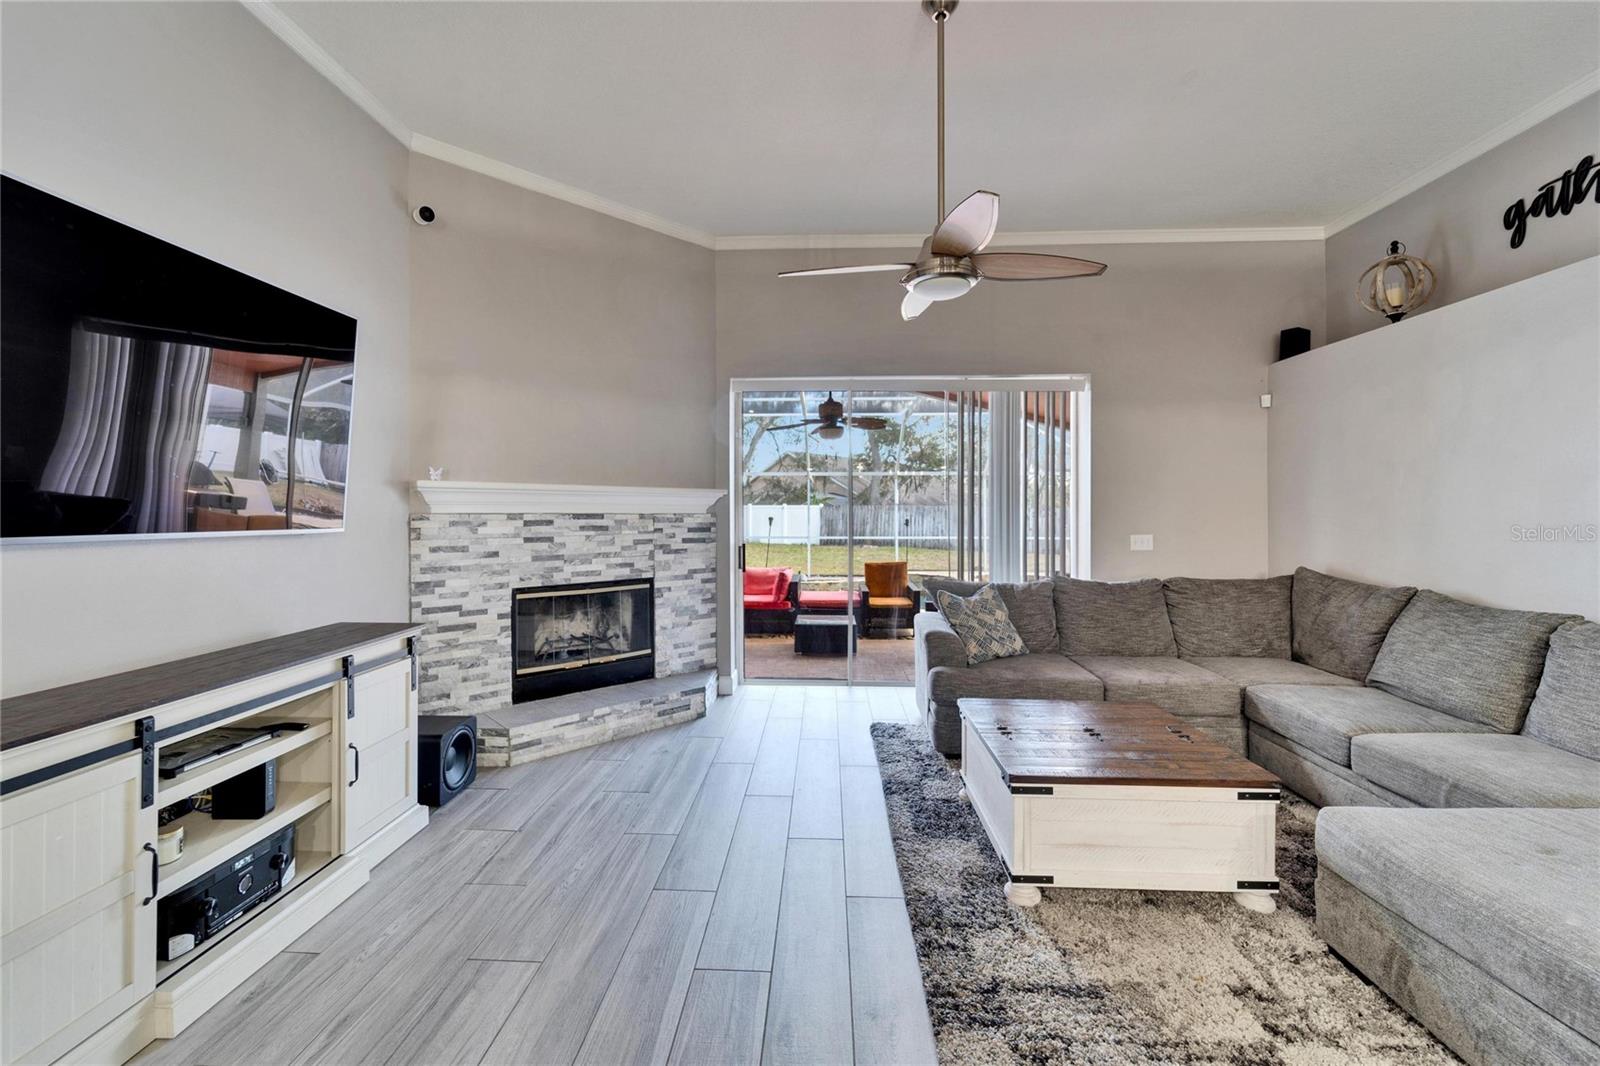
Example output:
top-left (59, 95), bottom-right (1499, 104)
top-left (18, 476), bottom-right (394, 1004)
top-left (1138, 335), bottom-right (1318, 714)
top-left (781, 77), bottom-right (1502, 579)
top-left (0, 623), bottom-right (427, 1065)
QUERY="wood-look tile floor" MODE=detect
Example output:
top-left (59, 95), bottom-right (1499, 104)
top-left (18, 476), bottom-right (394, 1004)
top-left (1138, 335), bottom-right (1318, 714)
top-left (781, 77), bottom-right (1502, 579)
top-left (135, 684), bottom-right (938, 1066)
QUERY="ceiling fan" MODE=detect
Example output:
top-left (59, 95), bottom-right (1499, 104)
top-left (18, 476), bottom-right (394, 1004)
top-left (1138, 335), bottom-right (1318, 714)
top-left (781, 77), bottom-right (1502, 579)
top-left (769, 392), bottom-right (889, 438)
top-left (780, 0), bottom-right (1106, 321)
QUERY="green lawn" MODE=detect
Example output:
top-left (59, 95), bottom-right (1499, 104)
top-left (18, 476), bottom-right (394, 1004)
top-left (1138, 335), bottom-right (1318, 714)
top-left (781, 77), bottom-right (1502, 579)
top-left (744, 542), bottom-right (956, 581)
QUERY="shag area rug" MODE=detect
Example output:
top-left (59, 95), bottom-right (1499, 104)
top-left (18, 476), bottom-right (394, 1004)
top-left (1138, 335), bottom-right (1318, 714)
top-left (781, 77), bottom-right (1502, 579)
top-left (870, 722), bottom-right (1459, 1065)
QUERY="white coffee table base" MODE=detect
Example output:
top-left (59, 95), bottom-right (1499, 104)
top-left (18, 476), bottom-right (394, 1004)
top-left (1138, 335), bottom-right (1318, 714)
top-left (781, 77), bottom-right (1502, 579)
top-left (963, 716), bottom-right (1280, 913)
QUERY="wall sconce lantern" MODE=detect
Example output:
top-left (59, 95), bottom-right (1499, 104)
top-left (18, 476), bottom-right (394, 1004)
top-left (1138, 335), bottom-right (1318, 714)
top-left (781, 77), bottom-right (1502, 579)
top-left (1358, 240), bottom-right (1437, 323)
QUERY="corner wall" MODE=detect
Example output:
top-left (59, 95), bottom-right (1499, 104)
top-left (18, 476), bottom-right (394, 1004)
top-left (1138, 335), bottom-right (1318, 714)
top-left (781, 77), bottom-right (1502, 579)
top-left (0, 2), bottom-right (413, 695)
top-left (406, 154), bottom-right (717, 488)
top-left (1269, 257), bottom-right (1598, 618)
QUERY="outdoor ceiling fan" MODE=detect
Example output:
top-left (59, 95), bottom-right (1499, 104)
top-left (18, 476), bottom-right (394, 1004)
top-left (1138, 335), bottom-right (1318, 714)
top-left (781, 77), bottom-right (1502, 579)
top-left (779, 0), bottom-right (1106, 321)
top-left (769, 392), bottom-right (889, 439)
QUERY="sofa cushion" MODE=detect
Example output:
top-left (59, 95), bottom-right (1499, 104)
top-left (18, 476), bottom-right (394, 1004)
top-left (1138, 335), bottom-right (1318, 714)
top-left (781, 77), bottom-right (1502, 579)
top-left (1367, 591), bottom-right (1581, 732)
top-left (744, 596), bottom-right (791, 612)
top-left (1185, 656), bottom-right (1360, 689)
top-left (1163, 576), bottom-right (1292, 659)
top-left (1291, 567), bottom-right (1416, 681)
top-left (1316, 806), bottom-right (1600, 1044)
top-left (798, 589), bottom-right (861, 611)
top-left (1053, 577), bottom-right (1177, 657)
top-left (1350, 733), bottom-right (1600, 809)
top-left (743, 566), bottom-right (791, 603)
top-left (929, 654), bottom-right (1102, 706)
top-left (925, 577), bottom-right (1058, 654)
top-left (1525, 620), bottom-right (1600, 760)
top-left (1069, 656), bottom-right (1239, 718)
top-left (935, 586), bottom-right (1028, 666)
top-left (1243, 684), bottom-right (1495, 767)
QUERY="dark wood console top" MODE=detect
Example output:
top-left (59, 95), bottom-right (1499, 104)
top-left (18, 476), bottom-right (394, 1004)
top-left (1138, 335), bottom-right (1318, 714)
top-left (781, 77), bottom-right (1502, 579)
top-left (959, 698), bottom-right (1279, 789)
top-left (2, 622), bottom-right (422, 751)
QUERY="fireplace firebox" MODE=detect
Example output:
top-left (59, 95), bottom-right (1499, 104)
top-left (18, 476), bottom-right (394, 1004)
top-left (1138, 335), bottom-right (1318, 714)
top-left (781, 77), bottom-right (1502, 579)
top-left (511, 578), bottom-right (655, 702)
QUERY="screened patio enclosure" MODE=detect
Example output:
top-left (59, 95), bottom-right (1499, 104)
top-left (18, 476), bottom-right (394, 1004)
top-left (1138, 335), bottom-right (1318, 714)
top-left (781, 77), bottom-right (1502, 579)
top-left (733, 377), bottom-right (1089, 685)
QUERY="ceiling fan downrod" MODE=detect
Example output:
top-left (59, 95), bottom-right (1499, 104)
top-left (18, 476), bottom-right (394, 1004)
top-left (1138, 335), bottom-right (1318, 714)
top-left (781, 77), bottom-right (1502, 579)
top-left (924, 0), bottom-right (958, 225)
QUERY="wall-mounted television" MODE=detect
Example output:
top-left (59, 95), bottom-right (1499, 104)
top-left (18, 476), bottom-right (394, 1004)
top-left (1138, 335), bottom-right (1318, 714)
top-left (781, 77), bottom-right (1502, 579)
top-left (1, 176), bottom-right (358, 542)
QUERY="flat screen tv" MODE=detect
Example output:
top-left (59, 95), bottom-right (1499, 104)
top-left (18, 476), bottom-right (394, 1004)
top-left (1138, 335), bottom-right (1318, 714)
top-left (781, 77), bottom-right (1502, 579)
top-left (1, 176), bottom-right (358, 541)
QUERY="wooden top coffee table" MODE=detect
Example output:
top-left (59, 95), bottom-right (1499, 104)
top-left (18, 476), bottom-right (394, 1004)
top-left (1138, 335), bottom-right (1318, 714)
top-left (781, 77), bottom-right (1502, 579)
top-left (957, 698), bottom-right (1282, 912)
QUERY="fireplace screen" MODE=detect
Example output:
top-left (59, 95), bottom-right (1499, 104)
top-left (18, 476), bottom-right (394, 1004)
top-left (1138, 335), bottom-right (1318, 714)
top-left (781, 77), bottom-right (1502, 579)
top-left (511, 578), bottom-right (655, 702)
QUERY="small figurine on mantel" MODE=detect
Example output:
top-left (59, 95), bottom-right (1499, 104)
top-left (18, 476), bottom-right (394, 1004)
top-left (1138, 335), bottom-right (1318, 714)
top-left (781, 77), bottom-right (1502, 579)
top-left (428, 466), bottom-right (445, 481)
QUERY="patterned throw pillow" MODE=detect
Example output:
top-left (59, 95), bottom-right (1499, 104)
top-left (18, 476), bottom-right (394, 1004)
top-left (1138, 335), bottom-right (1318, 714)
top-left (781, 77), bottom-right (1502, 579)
top-left (935, 585), bottom-right (1028, 665)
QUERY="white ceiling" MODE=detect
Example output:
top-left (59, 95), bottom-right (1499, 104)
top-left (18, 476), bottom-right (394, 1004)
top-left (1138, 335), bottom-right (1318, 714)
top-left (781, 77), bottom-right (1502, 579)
top-left (272, 1), bottom-right (1599, 242)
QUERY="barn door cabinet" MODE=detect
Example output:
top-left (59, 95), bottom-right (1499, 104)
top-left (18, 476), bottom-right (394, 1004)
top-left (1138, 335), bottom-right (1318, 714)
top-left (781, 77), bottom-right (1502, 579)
top-left (0, 623), bottom-right (426, 1065)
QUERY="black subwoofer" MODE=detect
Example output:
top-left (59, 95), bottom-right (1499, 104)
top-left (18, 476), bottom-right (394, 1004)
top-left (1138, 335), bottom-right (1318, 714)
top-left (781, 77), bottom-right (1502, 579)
top-left (418, 715), bottom-right (477, 807)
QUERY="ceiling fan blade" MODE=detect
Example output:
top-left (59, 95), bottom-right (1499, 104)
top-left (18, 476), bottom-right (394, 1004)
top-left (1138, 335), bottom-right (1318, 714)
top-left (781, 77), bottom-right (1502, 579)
top-left (901, 290), bottom-right (932, 321)
top-left (845, 416), bottom-right (890, 430)
top-left (930, 190), bottom-right (1000, 257)
top-left (778, 263), bottom-right (914, 278)
top-left (972, 252), bottom-right (1107, 281)
top-left (767, 421), bottom-right (819, 430)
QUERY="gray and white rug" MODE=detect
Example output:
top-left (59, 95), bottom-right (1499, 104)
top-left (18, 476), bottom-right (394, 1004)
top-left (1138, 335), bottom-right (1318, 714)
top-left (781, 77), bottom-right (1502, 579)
top-left (869, 722), bottom-right (1458, 1065)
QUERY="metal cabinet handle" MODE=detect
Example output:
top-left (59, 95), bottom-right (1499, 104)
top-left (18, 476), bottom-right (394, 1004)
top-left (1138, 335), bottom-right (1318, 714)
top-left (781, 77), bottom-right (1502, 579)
top-left (348, 742), bottom-right (360, 787)
top-left (142, 842), bottom-right (158, 906)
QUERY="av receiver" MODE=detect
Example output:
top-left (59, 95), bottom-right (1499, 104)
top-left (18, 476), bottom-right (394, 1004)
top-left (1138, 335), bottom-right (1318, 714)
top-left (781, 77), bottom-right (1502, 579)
top-left (157, 824), bottom-right (295, 961)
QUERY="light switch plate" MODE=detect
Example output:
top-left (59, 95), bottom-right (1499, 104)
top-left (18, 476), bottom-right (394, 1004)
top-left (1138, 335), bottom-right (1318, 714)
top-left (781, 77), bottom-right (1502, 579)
top-left (1260, 394), bottom-right (1273, 408)
top-left (1130, 534), bottom-right (1154, 551)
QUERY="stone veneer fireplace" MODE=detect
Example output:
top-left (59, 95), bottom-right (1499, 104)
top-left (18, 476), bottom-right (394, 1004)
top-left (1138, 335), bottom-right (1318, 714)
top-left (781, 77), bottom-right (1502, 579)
top-left (408, 482), bottom-right (720, 763)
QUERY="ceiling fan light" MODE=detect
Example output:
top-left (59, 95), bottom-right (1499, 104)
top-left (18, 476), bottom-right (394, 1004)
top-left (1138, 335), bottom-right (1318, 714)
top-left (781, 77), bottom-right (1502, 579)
top-left (815, 424), bottom-right (846, 440)
top-left (910, 273), bottom-right (976, 302)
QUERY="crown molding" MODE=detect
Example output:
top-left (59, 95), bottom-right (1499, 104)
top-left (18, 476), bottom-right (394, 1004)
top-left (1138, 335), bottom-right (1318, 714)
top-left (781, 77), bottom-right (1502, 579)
top-left (240, 1), bottom-right (411, 145)
top-left (1324, 71), bottom-right (1600, 237)
top-left (714, 226), bottom-right (1326, 251)
top-left (408, 136), bottom-right (718, 248)
top-left (413, 480), bottom-right (725, 515)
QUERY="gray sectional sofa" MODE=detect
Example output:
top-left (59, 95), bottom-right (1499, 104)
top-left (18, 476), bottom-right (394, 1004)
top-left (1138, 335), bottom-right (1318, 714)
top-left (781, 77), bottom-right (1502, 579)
top-left (914, 568), bottom-right (1600, 1066)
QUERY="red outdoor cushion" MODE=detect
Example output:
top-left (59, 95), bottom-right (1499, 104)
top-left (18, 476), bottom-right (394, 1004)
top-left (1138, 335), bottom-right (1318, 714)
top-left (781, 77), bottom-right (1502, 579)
top-left (799, 590), bottom-right (862, 610)
top-left (745, 595), bottom-right (792, 612)
top-left (744, 567), bottom-right (792, 604)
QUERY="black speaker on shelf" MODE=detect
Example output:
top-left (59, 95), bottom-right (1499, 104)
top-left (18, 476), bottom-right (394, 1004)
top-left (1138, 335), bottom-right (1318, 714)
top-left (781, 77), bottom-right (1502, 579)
top-left (1278, 326), bottom-right (1311, 360)
top-left (418, 715), bottom-right (477, 807)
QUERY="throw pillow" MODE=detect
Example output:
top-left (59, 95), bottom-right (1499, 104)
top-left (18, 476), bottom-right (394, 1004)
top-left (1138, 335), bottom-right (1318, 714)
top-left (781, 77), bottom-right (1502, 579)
top-left (924, 576), bottom-right (1057, 653)
top-left (935, 585), bottom-right (1028, 666)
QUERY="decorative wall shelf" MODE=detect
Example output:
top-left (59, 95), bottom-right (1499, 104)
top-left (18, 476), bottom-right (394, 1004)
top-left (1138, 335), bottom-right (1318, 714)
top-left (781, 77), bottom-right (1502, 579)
top-left (412, 480), bottom-right (724, 515)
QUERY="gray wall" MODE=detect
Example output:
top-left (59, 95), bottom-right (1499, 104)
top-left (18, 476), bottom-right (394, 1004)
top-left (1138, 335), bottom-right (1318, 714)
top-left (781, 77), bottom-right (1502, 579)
top-left (408, 154), bottom-right (716, 488)
top-left (715, 240), bottom-right (1327, 672)
top-left (0, 2), bottom-right (413, 695)
top-left (1270, 257), bottom-right (1598, 618)
top-left (1326, 96), bottom-right (1600, 344)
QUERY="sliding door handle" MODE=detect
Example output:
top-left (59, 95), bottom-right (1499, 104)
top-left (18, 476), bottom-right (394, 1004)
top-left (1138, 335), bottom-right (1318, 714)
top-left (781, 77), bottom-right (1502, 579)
top-left (142, 842), bottom-right (158, 906)
top-left (348, 742), bottom-right (360, 787)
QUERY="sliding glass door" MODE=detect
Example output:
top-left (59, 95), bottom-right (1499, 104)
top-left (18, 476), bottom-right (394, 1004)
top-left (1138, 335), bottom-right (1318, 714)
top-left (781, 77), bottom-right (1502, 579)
top-left (734, 377), bottom-right (1087, 686)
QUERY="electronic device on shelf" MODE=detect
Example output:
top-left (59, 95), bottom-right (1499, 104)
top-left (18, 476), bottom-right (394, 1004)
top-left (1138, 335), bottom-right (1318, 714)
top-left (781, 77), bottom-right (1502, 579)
top-left (158, 721), bottom-right (306, 778)
top-left (211, 760), bottom-right (277, 820)
top-left (157, 824), bottom-right (295, 962)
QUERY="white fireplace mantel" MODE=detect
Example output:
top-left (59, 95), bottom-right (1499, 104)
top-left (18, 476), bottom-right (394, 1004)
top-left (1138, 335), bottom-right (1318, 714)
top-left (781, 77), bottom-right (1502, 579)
top-left (413, 480), bottom-right (724, 515)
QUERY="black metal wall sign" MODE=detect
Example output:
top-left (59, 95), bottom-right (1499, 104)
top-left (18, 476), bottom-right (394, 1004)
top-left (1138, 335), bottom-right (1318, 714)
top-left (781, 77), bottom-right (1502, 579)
top-left (1503, 153), bottom-right (1598, 249)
